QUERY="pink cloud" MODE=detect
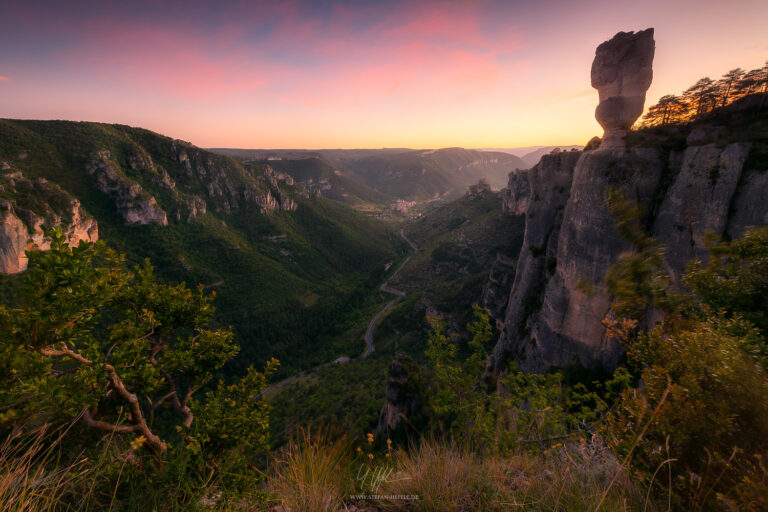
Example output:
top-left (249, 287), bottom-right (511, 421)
top-left (53, 1), bottom-right (525, 107)
top-left (0, 76), bottom-right (9, 81)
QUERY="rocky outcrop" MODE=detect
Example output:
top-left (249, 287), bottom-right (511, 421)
top-left (87, 150), bottom-right (168, 225)
top-left (486, 30), bottom-right (768, 381)
top-left (592, 29), bottom-right (655, 149)
top-left (466, 180), bottom-right (491, 199)
top-left (0, 170), bottom-right (98, 273)
top-left (502, 170), bottom-right (531, 215)
top-left (375, 352), bottom-right (423, 438)
top-left (486, 151), bottom-right (581, 377)
top-left (0, 212), bottom-right (29, 274)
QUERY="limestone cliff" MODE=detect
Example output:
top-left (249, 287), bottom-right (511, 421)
top-left (87, 150), bottom-right (169, 226)
top-left (0, 170), bottom-right (98, 273)
top-left (82, 141), bottom-right (298, 227)
top-left (486, 30), bottom-right (768, 381)
top-left (502, 170), bottom-right (531, 215)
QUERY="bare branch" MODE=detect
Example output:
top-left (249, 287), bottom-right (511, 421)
top-left (81, 408), bottom-right (140, 434)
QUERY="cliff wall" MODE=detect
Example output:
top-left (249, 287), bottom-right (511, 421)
top-left (0, 170), bottom-right (98, 273)
top-left (487, 123), bottom-right (767, 380)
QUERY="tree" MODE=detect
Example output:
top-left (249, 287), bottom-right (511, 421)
top-left (716, 68), bottom-right (745, 107)
top-left (0, 229), bottom-right (245, 454)
top-left (640, 94), bottom-right (686, 127)
top-left (424, 306), bottom-right (504, 449)
top-left (683, 77), bottom-right (718, 118)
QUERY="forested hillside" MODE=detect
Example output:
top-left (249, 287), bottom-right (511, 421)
top-left (0, 120), bottom-right (405, 375)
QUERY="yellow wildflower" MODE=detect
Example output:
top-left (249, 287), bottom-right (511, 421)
top-left (368, 453), bottom-right (374, 460)
top-left (130, 435), bottom-right (147, 451)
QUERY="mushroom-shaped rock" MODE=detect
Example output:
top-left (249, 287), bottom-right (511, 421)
top-left (591, 29), bottom-right (655, 149)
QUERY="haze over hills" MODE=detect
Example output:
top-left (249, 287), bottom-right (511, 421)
top-left (478, 145), bottom-right (583, 167)
top-left (212, 147), bottom-right (528, 202)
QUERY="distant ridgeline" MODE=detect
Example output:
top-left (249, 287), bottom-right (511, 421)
top-left (485, 28), bottom-right (768, 382)
top-left (0, 120), bottom-right (403, 375)
top-left (212, 147), bottom-right (529, 203)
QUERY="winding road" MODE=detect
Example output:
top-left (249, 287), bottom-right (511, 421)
top-left (362, 228), bottom-right (419, 357)
top-left (259, 228), bottom-right (417, 396)
top-left (400, 227), bottom-right (418, 252)
top-left (362, 255), bottom-right (410, 358)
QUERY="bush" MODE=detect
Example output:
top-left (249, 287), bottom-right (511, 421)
top-left (604, 195), bottom-right (768, 509)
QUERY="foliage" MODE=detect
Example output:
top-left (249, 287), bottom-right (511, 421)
top-left (604, 194), bottom-right (768, 509)
top-left (424, 307), bottom-right (496, 448)
top-left (423, 306), bottom-right (630, 455)
top-left (191, 360), bottom-right (278, 480)
top-left (0, 229), bottom-right (240, 453)
top-left (685, 229), bottom-right (768, 335)
top-left (639, 62), bottom-right (768, 127)
top-left (0, 231), bottom-right (279, 509)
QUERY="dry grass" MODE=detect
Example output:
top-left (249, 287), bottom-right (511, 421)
top-left (377, 438), bottom-right (650, 512)
top-left (376, 441), bottom-right (494, 512)
top-left (0, 427), bottom-right (87, 512)
top-left (268, 427), bottom-right (353, 512)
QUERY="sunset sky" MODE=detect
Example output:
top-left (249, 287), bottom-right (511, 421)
top-left (1, 0), bottom-right (766, 149)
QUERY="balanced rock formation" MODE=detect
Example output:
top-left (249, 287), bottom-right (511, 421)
top-left (592, 29), bottom-right (655, 149)
top-left (485, 30), bottom-right (768, 383)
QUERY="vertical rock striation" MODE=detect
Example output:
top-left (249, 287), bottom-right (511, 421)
top-left (486, 29), bottom-right (768, 384)
top-left (486, 151), bottom-right (580, 379)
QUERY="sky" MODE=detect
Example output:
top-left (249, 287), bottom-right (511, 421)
top-left (1, 0), bottom-right (766, 149)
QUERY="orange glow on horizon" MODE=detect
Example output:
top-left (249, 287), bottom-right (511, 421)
top-left (1, 1), bottom-right (766, 149)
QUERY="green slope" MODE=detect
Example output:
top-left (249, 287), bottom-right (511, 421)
top-left (0, 119), bottom-right (405, 376)
top-left (268, 190), bottom-right (527, 443)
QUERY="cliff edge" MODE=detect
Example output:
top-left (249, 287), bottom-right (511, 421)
top-left (486, 29), bottom-right (768, 382)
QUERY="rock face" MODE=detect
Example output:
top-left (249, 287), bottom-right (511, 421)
top-left (502, 170), bottom-right (531, 215)
top-left (480, 253), bottom-right (517, 327)
top-left (375, 352), bottom-right (423, 437)
top-left (486, 151), bottom-right (581, 376)
top-left (83, 142), bottom-right (299, 227)
top-left (592, 29), bottom-right (655, 149)
top-left (87, 150), bottom-right (169, 226)
top-left (654, 142), bottom-right (751, 283)
top-left (485, 29), bottom-right (768, 382)
top-left (0, 171), bottom-right (98, 273)
top-left (727, 168), bottom-right (768, 239)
